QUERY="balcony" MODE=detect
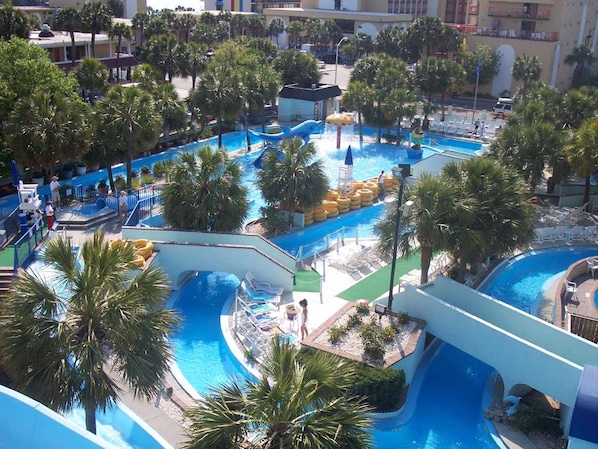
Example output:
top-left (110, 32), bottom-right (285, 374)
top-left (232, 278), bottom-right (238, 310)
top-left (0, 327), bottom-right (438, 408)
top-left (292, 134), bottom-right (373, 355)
top-left (469, 27), bottom-right (559, 42)
top-left (488, 7), bottom-right (550, 20)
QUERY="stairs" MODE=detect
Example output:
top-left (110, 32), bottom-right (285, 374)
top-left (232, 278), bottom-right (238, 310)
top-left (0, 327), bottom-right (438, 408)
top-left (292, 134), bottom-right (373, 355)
top-left (0, 267), bottom-right (14, 298)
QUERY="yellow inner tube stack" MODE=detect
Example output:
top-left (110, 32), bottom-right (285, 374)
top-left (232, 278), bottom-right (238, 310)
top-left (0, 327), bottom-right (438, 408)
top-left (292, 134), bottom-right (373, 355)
top-left (336, 196), bottom-right (350, 214)
top-left (325, 190), bottom-right (339, 201)
top-left (357, 188), bottom-right (374, 207)
top-left (303, 207), bottom-right (314, 226)
top-left (134, 255), bottom-right (145, 267)
top-left (352, 181), bottom-right (364, 190)
top-left (323, 200), bottom-right (339, 218)
top-left (383, 175), bottom-right (394, 189)
top-left (313, 203), bottom-right (327, 222)
top-left (133, 239), bottom-right (154, 260)
top-left (364, 181), bottom-right (379, 197)
top-left (348, 192), bottom-right (362, 210)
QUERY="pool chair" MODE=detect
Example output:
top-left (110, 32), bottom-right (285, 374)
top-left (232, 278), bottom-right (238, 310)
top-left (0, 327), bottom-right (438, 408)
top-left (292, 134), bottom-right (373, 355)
top-left (245, 310), bottom-right (280, 331)
top-left (244, 272), bottom-right (284, 296)
top-left (564, 280), bottom-right (577, 302)
top-left (237, 296), bottom-right (277, 317)
top-left (239, 279), bottom-right (280, 304)
top-left (568, 226), bottom-right (585, 243)
top-left (586, 257), bottom-right (598, 279)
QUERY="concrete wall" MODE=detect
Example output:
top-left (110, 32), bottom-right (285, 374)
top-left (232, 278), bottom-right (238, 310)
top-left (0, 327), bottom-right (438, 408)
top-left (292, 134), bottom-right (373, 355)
top-left (411, 151), bottom-right (470, 178)
top-left (392, 279), bottom-right (585, 410)
top-left (278, 98), bottom-right (318, 123)
top-left (390, 324), bottom-right (427, 384)
top-left (0, 385), bottom-right (109, 449)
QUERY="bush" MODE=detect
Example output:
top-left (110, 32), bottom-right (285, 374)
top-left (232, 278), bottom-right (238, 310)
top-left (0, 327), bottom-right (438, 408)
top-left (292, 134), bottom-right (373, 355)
top-left (396, 311), bottom-right (410, 326)
top-left (130, 169), bottom-right (138, 178)
top-left (114, 175), bottom-right (126, 191)
top-left (355, 303), bottom-right (369, 316)
top-left (345, 312), bottom-right (363, 330)
top-left (259, 206), bottom-right (287, 236)
top-left (380, 326), bottom-right (397, 343)
top-left (140, 165), bottom-right (151, 175)
top-left (327, 325), bottom-right (345, 344)
top-left (513, 403), bottom-right (541, 433)
top-left (351, 365), bottom-right (406, 412)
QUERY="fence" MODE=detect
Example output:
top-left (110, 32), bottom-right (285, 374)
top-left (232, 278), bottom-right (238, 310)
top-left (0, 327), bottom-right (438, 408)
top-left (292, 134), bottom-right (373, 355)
top-left (295, 226), bottom-right (362, 262)
top-left (124, 194), bottom-right (162, 227)
top-left (13, 216), bottom-right (45, 272)
top-left (0, 207), bottom-right (21, 248)
top-left (569, 314), bottom-right (598, 344)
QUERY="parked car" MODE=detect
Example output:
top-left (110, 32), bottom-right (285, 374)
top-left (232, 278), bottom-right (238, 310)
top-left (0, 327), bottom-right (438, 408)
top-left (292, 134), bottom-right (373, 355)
top-left (492, 97), bottom-right (513, 116)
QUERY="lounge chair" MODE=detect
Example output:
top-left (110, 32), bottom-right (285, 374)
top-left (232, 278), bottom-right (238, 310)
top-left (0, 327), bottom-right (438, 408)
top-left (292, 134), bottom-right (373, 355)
top-left (245, 272), bottom-right (284, 296)
top-left (237, 296), bottom-right (277, 317)
top-left (564, 280), bottom-right (577, 302)
top-left (239, 279), bottom-right (280, 304)
top-left (586, 257), bottom-right (598, 279)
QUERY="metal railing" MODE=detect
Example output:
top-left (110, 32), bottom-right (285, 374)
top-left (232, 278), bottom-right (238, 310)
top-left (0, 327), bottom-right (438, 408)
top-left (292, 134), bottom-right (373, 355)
top-left (124, 193), bottom-right (162, 227)
top-left (0, 207), bottom-right (21, 248)
top-left (13, 216), bottom-right (46, 272)
top-left (295, 226), bottom-right (361, 262)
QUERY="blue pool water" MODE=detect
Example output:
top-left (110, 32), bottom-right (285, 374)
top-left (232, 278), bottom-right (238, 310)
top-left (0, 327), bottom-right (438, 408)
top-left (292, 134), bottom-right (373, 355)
top-left (169, 247), bottom-right (596, 448)
top-left (166, 271), bottom-right (251, 396)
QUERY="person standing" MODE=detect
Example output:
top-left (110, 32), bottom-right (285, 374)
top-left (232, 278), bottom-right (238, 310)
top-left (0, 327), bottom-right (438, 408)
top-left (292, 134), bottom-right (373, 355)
top-left (299, 298), bottom-right (309, 340)
top-left (50, 176), bottom-right (61, 210)
top-left (377, 170), bottom-right (386, 201)
top-left (118, 191), bottom-right (128, 223)
top-left (45, 200), bottom-right (54, 230)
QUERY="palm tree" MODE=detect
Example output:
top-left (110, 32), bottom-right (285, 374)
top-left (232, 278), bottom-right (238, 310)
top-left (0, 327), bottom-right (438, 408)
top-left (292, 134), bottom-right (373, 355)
top-left (0, 233), bottom-right (180, 434)
top-left (286, 20), bottom-right (303, 48)
top-left (145, 34), bottom-right (184, 82)
top-left (257, 138), bottom-right (330, 227)
top-left (244, 56), bottom-right (281, 132)
top-left (408, 16), bottom-right (443, 58)
top-left (6, 91), bottom-right (92, 176)
top-left (268, 17), bottom-right (285, 48)
top-left (95, 85), bottom-right (161, 189)
top-left (565, 118), bottom-right (598, 204)
top-left (343, 81), bottom-right (372, 143)
top-left (512, 54), bottom-right (542, 99)
top-left (108, 22), bottom-right (132, 82)
top-left (272, 49), bottom-right (321, 86)
top-left (153, 82), bottom-right (187, 138)
top-left (131, 11), bottom-right (149, 47)
top-left (181, 42), bottom-right (208, 90)
top-left (374, 173), bottom-right (457, 284)
top-left (72, 57), bottom-right (109, 106)
top-left (162, 148), bottom-right (249, 231)
top-left (188, 62), bottom-right (244, 148)
top-left (385, 88), bottom-right (416, 144)
top-left (80, 1), bottom-right (113, 58)
top-left (53, 7), bottom-right (80, 68)
top-left (176, 13), bottom-right (197, 43)
top-left (564, 45), bottom-right (595, 89)
top-left (185, 338), bottom-right (373, 449)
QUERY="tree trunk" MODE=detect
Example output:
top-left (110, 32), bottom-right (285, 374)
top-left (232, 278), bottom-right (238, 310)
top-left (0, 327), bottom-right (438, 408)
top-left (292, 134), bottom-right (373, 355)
top-left (584, 176), bottom-right (590, 205)
top-left (85, 404), bottom-right (97, 434)
top-left (70, 32), bottom-right (76, 68)
top-left (420, 245), bottom-right (432, 284)
top-left (126, 138), bottom-right (133, 190)
top-left (396, 120), bottom-right (402, 146)
top-left (457, 259), bottom-right (468, 283)
top-left (217, 117), bottom-right (223, 148)
top-left (91, 33), bottom-right (96, 58)
top-left (115, 38), bottom-right (121, 83)
top-left (106, 163), bottom-right (116, 193)
top-left (358, 110), bottom-right (363, 143)
top-left (441, 92), bottom-right (446, 121)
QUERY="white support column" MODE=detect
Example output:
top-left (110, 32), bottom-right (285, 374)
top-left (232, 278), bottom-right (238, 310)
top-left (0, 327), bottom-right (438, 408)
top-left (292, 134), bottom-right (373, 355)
top-left (577, 2), bottom-right (588, 47)
top-left (593, 19), bottom-right (598, 52)
top-left (550, 44), bottom-right (560, 88)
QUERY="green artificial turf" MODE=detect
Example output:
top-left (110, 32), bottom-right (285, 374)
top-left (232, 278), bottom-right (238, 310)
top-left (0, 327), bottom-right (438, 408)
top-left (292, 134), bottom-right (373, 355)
top-left (337, 253), bottom-right (421, 302)
top-left (0, 244), bottom-right (14, 268)
top-left (294, 269), bottom-right (322, 293)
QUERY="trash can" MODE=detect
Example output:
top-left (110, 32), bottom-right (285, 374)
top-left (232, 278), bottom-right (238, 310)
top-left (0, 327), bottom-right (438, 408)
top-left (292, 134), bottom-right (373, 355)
top-left (18, 213), bottom-right (28, 233)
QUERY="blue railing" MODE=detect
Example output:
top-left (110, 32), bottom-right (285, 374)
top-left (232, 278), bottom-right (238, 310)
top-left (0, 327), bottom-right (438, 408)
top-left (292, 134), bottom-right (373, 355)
top-left (13, 216), bottom-right (46, 273)
top-left (124, 193), bottom-right (162, 227)
top-left (0, 207), bottom-right (21, 248)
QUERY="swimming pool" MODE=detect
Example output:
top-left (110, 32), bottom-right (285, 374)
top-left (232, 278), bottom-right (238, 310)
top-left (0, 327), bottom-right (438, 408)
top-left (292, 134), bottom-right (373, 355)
top-left (168, 247), bottom-right (597, 448)
top-left (166, 271), bottom-right (251, 397)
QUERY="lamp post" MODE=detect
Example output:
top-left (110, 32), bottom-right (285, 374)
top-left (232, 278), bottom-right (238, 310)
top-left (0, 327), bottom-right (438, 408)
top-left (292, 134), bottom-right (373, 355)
top-left (334, 36), bottom-right (349, 86)
top-left (219, 20), bottom-right (231, 40)
top-left (387, 166), bottom-right (405, 313)
top-left (471, 51), bottom-right (481, 124)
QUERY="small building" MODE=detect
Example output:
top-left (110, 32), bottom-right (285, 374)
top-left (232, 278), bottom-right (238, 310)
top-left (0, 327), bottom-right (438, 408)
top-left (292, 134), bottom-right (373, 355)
top-left (277, 83), bottom-right (342, 123)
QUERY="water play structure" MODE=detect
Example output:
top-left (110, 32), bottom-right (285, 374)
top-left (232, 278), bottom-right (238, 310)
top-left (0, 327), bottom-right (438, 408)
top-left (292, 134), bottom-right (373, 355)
top-left (325, 113), bottom-right (355, 149)
top-left (249, 120), bottom-right (323, 143)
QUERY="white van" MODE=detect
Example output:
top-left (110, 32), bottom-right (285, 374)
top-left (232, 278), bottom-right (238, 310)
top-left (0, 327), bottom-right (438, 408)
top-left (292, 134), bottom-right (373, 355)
top-left (493, 97), bottom-right (513, 116)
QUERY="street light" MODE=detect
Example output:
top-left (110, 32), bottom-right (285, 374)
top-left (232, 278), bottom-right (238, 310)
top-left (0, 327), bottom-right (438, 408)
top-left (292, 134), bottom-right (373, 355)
top-left (219, 20), bottom-right (231, 40)
top-left (334, 36), bottom-right (349, 86)
top-left (387, 166), bottom-right (409, 313)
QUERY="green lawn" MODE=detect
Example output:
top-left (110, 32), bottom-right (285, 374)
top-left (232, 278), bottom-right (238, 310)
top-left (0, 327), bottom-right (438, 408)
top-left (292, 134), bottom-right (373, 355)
top-left (337, 253), bottom-right (421, 302)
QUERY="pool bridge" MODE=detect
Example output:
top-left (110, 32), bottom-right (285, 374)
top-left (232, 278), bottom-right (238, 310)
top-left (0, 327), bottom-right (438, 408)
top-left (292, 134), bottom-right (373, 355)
top-left (392, 276), bottom-right (598, 436)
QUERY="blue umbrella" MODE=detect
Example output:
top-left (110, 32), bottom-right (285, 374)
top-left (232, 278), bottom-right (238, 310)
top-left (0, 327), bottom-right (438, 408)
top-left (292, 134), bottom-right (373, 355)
top-left (11, 160), bottom-right (20, 187)
top-left (344, 145), bottom-right (353, 166)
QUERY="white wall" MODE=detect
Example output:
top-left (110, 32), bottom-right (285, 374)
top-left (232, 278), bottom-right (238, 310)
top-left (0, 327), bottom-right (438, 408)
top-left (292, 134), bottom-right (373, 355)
top-left (356, 22), bottom-right (377, 38)
top-left (492, 44), bottom-right (515, 97)
top-left (278, 99), bottom-right (317, 122)
top-left (411, 151), bottom-right (470, 179)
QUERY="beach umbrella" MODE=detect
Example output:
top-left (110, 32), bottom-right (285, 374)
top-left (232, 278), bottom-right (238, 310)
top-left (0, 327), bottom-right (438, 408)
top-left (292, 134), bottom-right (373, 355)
top-left (11, 160), bottom-right (20, 187)
top-left (344, 145), bottom-right (353, 166)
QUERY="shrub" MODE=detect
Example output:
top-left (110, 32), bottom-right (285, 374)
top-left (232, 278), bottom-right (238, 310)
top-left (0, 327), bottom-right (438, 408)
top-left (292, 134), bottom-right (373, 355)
top-left (259, 206), bottom-right (287, 235)
top-left (380, 326), bottom-right (397, 343)
top-left (140, 165), bottom-right (152, 175)
top-left (351, 365), bottom-right (406, 412)
top-left (327, 325), bottom-right (345, 344)
top-left (396, 311), bottom-right (410, 326)
top-left (345, 312), bottom-right (363, 330)
top-left (355, 303), bottom-right (369, 315)
top-left (360, 321), bottom-right (385, 361)
top-left (130, 169), bottom-right (138, 178)
top-left (114, 175), bottom-right (126, 191)
top-left (513, 403), bottom-right (541, 434)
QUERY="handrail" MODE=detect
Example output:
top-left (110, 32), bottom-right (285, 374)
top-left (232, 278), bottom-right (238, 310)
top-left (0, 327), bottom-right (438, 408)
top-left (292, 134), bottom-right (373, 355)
top-left (0, 207), bottom-right (21, 248)
top-left (13, 216), bottom-right (46, 273)
top-left (295, 226), bottom-right (361, 262)
top-left (124, 193), bottom-right (162, 227)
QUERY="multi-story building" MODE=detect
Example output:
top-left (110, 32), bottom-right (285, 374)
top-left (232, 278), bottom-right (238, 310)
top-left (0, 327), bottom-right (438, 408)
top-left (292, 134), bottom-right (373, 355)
top-left (261, 0), bottom-right (595, 93)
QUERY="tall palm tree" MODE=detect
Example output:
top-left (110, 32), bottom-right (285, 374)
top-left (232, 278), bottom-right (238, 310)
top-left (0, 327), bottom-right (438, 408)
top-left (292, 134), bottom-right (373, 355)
top-left (188, 62), bottom-right (244, 148)
top-left (408, 16), bottom-right (443, 58)
top-left (108, 22), bottom-right (132, 82)
top-left (6, 91), bottom-right (92, 176)
top-left (0, 6), bottom-right (32, 40)
top-left (268, 17), bottom-right (285, 48)
top-left (564, 45), bottom-right (595, 89)
top-left (0, 233), bottom-right (180, 434)
top-left (72, 57), bottom-right (109, 105)
top-left (53, 7), bottom-right (80, 68)
top-left (286, 19), bottom-right (303, 48)
top-left (374, 173), bottom-right (457, 284)
top-left (385, 88), bottom-right (416, 144)
top-left (153, 82), bottom-right (187, 137)
top-left (565, 118), bottom-right (598, 205)
top-left (80, 1), bottom-right (113, 58)
top-left (162, 148), bottom-right (249, 231)
top-left (176, 13), bottom-right (197, 43)
top-left (343, 81), bottom-right (372, 143)
top-left (243, 56), bottom-right (281, 132)
top-left (131, 11), bottom-right (149, 47)
top-left (512, 54), bottom-right (541, 99)
top-left (257, 138), bottom-right (330, 226)
top-left (95, 85), bottom-right (161, 189)
top-left (185, 338), bottom-right (373, 449)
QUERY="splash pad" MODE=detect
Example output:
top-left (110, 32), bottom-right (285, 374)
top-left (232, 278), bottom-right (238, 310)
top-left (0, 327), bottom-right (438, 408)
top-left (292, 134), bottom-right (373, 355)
top-left (325, 113), bottom-right (355, 149)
